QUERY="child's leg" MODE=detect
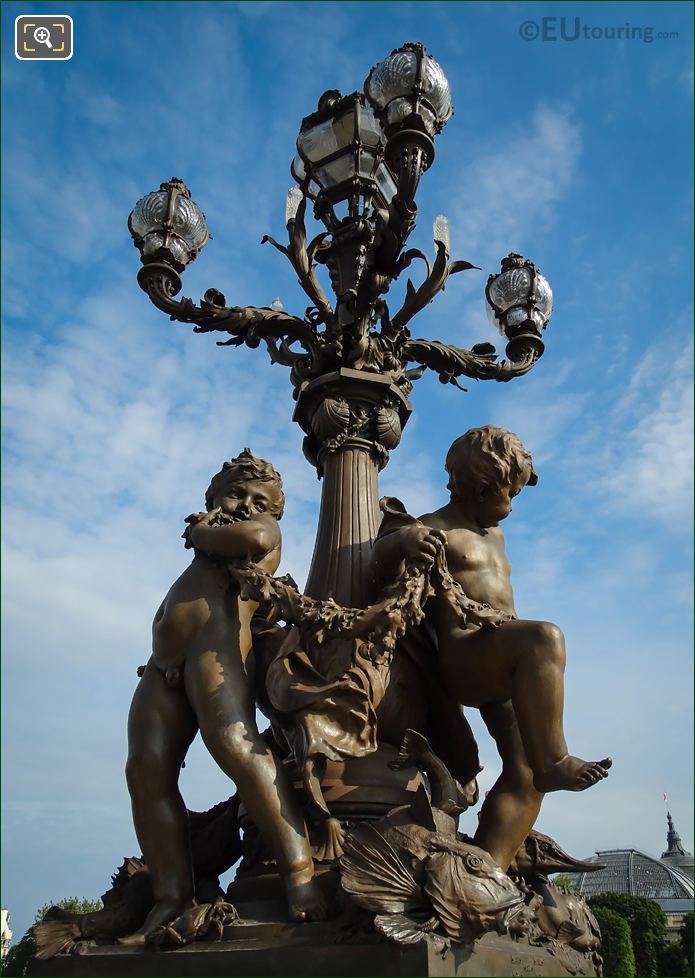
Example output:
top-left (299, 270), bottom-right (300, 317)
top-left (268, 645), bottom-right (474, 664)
top-left (439, 619), bottom-right (611, 792)
top-left (121, 664), bottom-right (198, 943)
top-left (474, 700), bottom-right (543, 870)
top-left (185, 642), bottom-right (327, 922)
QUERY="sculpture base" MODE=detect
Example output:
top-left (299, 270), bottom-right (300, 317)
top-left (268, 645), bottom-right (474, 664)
top-left (28, 820), bottom-right (601, 978)
top-left (28, 919), bottom-right (599, 978)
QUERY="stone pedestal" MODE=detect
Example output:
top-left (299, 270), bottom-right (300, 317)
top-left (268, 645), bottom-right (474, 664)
top-left (28, 872), bottom-right (599, 978)
top-left (28, 923), bottom-right (598, 977)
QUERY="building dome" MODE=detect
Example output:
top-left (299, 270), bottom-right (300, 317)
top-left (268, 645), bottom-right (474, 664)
top-left (564, 814), bottom-right (694, 941)
top-left (567, 848), bottom-right (694, 902)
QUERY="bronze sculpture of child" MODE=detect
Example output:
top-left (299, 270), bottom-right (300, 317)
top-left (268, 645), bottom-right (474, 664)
top-left (122, 449), bottom-right (325, 943)
top-left (371, 426), bottom-right (611, 871)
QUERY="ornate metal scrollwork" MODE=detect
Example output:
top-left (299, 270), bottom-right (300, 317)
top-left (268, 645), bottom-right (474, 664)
top-left (402, 337), bottom-right (540, 388)
top-left (136, 251), bottom-right (324, 387)
top-left (136, 197), bottom-right (543, 408)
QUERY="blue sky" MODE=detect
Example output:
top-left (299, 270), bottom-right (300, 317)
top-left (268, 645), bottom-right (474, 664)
top-left (2, 0), bottom-right (693, 943)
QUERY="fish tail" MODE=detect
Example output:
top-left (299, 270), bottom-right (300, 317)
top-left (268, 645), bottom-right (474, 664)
top-left (390, 728), bottom-right (432, 770)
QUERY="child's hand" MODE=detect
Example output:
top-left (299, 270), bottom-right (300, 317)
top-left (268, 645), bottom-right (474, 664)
top-left (193, 507), bottom-right (222, 527)
top-left (182, 508), bottom-right (222, 549)
top-left (401, 525), bottom-right (447, 566)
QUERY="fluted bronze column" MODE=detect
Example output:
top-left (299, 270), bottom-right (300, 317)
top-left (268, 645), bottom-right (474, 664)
top-left (305, 439), bottom-right (381, 607)
top-left (294, 368), bottom-right (412, 608)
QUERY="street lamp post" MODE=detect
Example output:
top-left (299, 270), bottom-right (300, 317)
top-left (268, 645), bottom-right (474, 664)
top-left (128, 42), bottom-right (553, 607)
top-left (23, 41), bottom-right (622, 978)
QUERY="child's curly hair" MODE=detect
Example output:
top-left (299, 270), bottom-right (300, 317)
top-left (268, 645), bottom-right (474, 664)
top-left (204, 448), bottom-right (285, 518)
top-left (445, 426), bottom-right (537, 499)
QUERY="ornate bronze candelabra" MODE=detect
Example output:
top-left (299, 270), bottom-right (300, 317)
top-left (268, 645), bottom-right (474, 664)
top-left (128, 41), bottom-right (553, 608)
top-left (29, 43), bottom-right (616, 978)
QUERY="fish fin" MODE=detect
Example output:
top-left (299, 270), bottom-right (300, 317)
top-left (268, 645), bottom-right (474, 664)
top-left (108, 856), bottom-right (147, 891)
top-left (374, 913), bottom-right (429, 944)
top-left (374, 914), bottom-right (449, 954)
top-left (34, 918), bottom-right (82, 960)
top-left (312, 817), bottom-right (345, 862)
top-left (409, 783), bottom-right (438, 832)
top-left (340, 822), bottom-right (423, 914)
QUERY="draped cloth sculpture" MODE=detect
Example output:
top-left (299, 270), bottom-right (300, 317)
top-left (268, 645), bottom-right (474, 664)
top-left (246, 493), bottom-right (498, 817)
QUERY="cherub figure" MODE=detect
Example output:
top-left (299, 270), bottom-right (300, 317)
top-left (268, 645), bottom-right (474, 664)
top-left (123, 450), bottom-right (325, 943)
top-left (371, 426), bottom-right (611, 871)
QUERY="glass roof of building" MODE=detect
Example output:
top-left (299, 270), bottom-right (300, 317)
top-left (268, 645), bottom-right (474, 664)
top-left (567, 849), bottom-right (694, 901)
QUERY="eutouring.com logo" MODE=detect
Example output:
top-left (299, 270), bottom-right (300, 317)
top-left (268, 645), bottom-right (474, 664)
top-left (519, 17), bottom-right (679, 44)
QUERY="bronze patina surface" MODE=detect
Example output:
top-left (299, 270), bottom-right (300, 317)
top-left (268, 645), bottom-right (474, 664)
top-left (32, 42), bottom-right (609, 978)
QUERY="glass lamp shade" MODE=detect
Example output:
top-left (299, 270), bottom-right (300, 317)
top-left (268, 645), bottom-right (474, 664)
top-left (485, 254), bottom-right (553, 337)
top-left (364, 43), bottom-right (453, 137)
top-left (291, 92), bottom-right (396, 220)
top-left (128, 177), bottom-right (209, 271)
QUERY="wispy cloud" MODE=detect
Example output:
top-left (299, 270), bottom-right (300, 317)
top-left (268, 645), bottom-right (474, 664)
top-left (604, 378), bottom-right (693, 523)
top-left (453, 105), bottom-right (582, 267)
top-left (590, 335), bottom-right (694, 526)
top-left (417, 103), bottom-right (582, 346)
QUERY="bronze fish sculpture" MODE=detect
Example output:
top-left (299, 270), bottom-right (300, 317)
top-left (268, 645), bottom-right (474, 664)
top-left (511, 828), bottom-right (605, 880)
top-left (339, 729), bottom-right (532, 946)
top-left (509, 826), bottom-right (604, 953)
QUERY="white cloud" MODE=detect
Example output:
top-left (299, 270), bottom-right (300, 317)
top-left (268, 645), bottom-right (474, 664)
top-left (453, 105), bottom-right (582, 267)
top-left (597, 338), bottom-right (694, 525)
top-left (488, 363), bottom-right (588, 466)
top-left (414, 103), bottom-right (582, 348)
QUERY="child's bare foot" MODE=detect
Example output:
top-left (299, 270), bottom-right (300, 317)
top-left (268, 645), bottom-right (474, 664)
top-left (285, 873), bottom-right (329, 922)
top-left (533, 755), bottom-right (612, 793)
top-left (117, 897), bottom-right (192, 945)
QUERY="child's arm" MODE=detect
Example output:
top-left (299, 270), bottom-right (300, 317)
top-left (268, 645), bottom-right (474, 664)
top-left (371, 524), bottom-right (446, 586)
top-left (189, 511), bottom-right (280, 561)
